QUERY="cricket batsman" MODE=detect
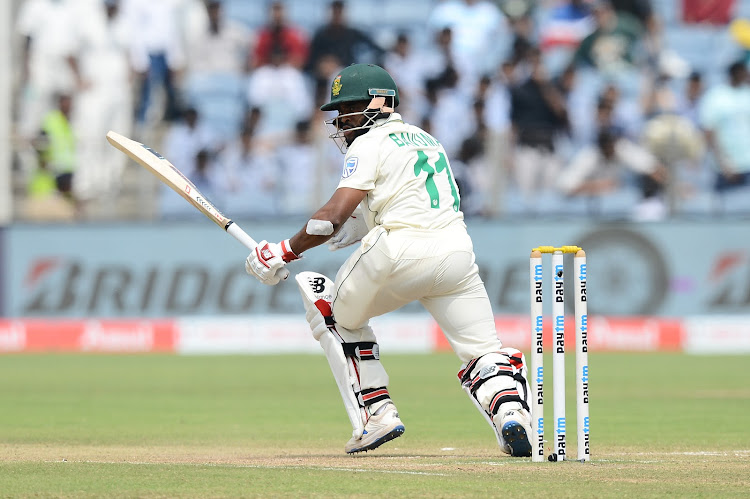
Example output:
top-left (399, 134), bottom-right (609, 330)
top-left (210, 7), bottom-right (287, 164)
top-left (245, 63), bottom-right (532, 456)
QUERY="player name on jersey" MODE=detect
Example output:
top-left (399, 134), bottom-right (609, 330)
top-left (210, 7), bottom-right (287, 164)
top-left (388, 132), bottom-right (442, 148)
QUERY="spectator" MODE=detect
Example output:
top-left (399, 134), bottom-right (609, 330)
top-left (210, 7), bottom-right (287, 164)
top-left (216, 126), bottom-right (279, 217)
top-left (419, 27), bottom-right (458, 108)
top-left (640, 50), bottom-right (689, 116)
top-left (180, 0), bottom-right (252, 142)
top-left (70, 0), bottom-right (133, 201)
top-left (184, 0), bottom-right (253, 77)
top-left (640, 58), bottom-right (706, 215)
top-left (509, 48), bottom-right (569, 199)
top-left (643, 76), bottom-right (678, 120)
top-left (576, 83), bottom-right (640, 145)
top-left (275, 120), bottom-right (318, 215)
top-left (189, 149), bottom-right (220, 196)
top-left (642, 110), bottom-right (706, 216)
top-left (678, 71), bottom-right (704, 127)
top-left (610, 0), bottom-right (664, 64)
top-left (477, 62), bottom-right (516, 217)
top-left (428, 0), bottom-right (509, 93)
top-left (312, 107), bottom-right (350, 203)
top-left (252, 1), bottom-right (308, 70)
top-left (554, 63), bottom-right (578, 98)
top-left (25, 93), bottom-right (78, 220)
top-left (421, 26), bottom-right (453, 78)
top-left (161, 148), bottom-right (222, 219)
top-left (699, 60), bottom-right (750, 192)
top-left (424, 65), bottom-right (473, 158)
top-left (15, 0), bottom-right (79, 139)
top-left (610, 0), bottom-right (654, 29)
top-left (631, 173), bottom-right (667, 221)
top-left (421, 29), bottom-right (465, 146)
top-left (602, 84), bottom-right (638, 135)
top-left (246, 47), bottom-right (313, 147)
top-left (305, 1), bottom-right (384, 107)
top-left (558, 127), bottom-right (665, 215)
top-left (508, 13), bottom-right (536, 67)
top-left (610, 0), bottom-right (661, 57)
top-left (383, 33), bottom-right (427, 124)
top-left (539, 0), bottom-right (595, 50)
top-left (552, 64), bottom-right (578, 134)
top-left (472, 96), bottom-right (489, 139)
top-left (573, 0), bottom-right (645, 76)
top-left (162, 107), bottom-right (217, 177)
top-left (482, 61), bottom-right (515, 135)
top-left (452, 134), bottom-right (488, 216)
top-left (123, 0), bottom-right (187, 128)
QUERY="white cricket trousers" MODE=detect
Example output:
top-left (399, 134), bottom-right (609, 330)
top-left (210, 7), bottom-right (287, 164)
top-left (332, 224), bottom-right (502, 362)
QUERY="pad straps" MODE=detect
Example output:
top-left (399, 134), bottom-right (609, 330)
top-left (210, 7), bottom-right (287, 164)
top-left (489, 388), bottom-right (526, 416)
top-left (459, 353), bottom-right (530, 412)
top-left (360, 386), bottom-right (390, 407)
top-left (342, 341), bottom-right (387, 409)
top-left (342, 342), bottom-right (380, 361)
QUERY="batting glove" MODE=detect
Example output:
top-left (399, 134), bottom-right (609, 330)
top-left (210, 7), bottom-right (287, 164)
top-left (328, 212), bottom-right (369, 251)
top-left (245, 239), bottom-right (299, 285)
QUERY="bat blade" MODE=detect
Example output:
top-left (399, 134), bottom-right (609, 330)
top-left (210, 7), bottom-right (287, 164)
top-left (106, 131), bottom-right (289, 281)
top-left (106, 130), bottom-right (229, 230)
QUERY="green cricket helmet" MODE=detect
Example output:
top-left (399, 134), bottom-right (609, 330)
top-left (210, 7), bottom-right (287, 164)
top-left (320, 63), bottom-right (400, 111)
top-left (321, 64), bottom-right (400, 152)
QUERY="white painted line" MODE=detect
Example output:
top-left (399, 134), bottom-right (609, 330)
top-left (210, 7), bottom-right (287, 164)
top-left (623, 450), bottom-right (750, 457)
top-left (46, 460), bottom-right (451, 476)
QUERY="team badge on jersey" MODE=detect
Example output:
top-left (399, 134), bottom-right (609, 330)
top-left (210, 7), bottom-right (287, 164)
top-left (342, 157), bottom-right (358, 178)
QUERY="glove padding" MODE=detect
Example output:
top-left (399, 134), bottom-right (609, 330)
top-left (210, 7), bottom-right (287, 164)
top-left (328, 212), bottom-right (369, 251)
top-left (245, 239), bottom-right (299, 285)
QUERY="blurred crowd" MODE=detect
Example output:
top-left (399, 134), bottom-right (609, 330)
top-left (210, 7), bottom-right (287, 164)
top-left (10, 0), bottom-right (750, 222)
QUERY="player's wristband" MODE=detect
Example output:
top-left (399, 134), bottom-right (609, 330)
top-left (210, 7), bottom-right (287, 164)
top-left (280, 239), bottom-right (300, 262)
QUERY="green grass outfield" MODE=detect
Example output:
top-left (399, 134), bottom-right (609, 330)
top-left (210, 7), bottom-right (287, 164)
top-left (1, 352), bottom-right (748, 498)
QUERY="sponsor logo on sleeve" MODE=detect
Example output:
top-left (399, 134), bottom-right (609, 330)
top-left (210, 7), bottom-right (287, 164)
top-left (342, 157), bottom-right (358, 178)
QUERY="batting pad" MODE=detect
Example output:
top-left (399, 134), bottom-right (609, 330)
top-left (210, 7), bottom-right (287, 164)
top-left (296, 271), bottom-right (365, 437)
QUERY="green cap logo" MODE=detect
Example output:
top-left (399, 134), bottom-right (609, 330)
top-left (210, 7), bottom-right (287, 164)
top-left (332, 75), bottom-right (342, 97)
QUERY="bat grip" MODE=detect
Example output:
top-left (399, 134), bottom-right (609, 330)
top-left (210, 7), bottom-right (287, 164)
top-left (227, 222), bottom-right (290, 281)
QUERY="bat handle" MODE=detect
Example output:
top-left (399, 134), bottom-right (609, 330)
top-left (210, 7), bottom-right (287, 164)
top-left (227, 222), bottom-right (290, 281)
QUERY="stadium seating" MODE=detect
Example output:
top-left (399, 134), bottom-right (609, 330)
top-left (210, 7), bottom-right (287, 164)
top-left (183, 73), bottom-right (248, 143)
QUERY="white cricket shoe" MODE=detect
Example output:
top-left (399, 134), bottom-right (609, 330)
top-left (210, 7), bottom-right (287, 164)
top-left (345, 402), bottom-right (405, 454)
top-left (494, 409), bottom-right (532, 457)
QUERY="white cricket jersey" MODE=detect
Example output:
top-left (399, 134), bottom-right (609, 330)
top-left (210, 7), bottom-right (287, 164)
top-left (337, 113), bottom-right (465, 231)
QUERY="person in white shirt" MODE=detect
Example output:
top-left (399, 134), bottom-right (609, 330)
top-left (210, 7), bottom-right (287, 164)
top-left (559, 127), bottom-right (662, 196)
top-left (427, 0), bottom-right (509, 94)
top-left (121, 0), bottom-right (187, 125)
top-left (215, 126), bottom-right (279, 218)
top-left (158, 107), bottom-right (218, 218)
top-left (699, 61), bottom-right (750, 191)
top-left (244, 64), bottom-right (532, 457)
top-left (274, 120), bottom-right (319, 216)
top-left (558, 127), bottom-right (665, 217)
top-left (382, 33), bottom-right (427, 125)
top-left (246, 48), bottom-right (313, 147)
top-left (162, 107), bottom-right (216, 175)
top-left (70, 0), bottom-right (134, 201)
top-left (425, 66), bottom-right (474, 159)
top-left (183, 0), bottom-right (252, 77)
top-left (16, 0), bottom-right (79, 138)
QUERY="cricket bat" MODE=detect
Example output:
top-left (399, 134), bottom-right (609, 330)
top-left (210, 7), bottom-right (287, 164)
top-left (106, 130), bottom-right (289, 280)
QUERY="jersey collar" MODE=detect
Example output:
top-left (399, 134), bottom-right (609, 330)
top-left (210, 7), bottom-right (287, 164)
top-left (376, 112), bottom-right (404, 126)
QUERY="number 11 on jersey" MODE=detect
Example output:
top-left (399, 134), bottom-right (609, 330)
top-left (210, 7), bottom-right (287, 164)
top-left (414, 150), bottom-right (460, 211)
